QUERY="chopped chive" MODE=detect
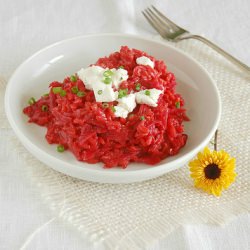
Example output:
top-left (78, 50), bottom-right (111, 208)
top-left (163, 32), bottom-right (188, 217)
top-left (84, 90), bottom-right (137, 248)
top-left (118, 88), bottom-right (128, 98)
top-left (145, 90), bottom-right (150, 96)
top-left (57, 145), bottom-right (65, 153)
top-left (102, 103), bottom-right (109, 108)
top-left (129, 113), bottom-right (134, 118)
top-left (120, 77), bottom-right (123, 80)
top-left (103, 70), bottom-right (113, 77)
top-left (52, 87), bottom-right (62, 94)
top-left (140, 116), bottom-right (145, 121)
top-left (135, 83), bottom-right (141, 91)
top-left (28, 97), bottom-right (36, 105)
top-left (60, 90), bottom-right (66, 97)
top-left (118, 66), bottom-right (124, 69)
top-left (43, 93), bottom-right (49, 97)
top-left (175, 101), bottom-right (180, 108)
top-left (71, 86), bottom-right (79, 94)
top-left (111, 106), bottom-right (116, 112)
top-left (70, 75), bottom-right (77, 82)
top-left (41, 105), bottom-right (48, 112)
top-left (97, 90), bottom-right (103, 95)
top-left (103, 77), bottom-right (112, 84)
top-left (77, 91), bottom-right (85, 97)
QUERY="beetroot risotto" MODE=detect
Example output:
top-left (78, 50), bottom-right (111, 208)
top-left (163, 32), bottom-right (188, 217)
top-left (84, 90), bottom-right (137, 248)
top-left (23, 46), bottom-right (189, 168)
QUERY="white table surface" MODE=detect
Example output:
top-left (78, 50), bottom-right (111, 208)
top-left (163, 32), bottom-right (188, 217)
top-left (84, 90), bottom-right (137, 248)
top-left (0, 0), bottom-right (249, 249)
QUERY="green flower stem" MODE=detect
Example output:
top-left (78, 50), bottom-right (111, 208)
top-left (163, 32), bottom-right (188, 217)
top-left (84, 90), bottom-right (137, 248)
top-left (214, 129), bottom-right (218, 151)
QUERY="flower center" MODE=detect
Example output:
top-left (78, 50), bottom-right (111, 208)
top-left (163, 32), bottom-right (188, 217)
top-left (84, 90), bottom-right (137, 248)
top-left (204, 163), bottom-right (221, 180)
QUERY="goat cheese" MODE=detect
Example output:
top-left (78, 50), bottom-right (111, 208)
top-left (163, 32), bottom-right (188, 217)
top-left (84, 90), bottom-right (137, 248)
top-left (135, 88), bottom-right (163, 107)
top-left (111, 68), bottom-right (129, 89)
top-left (78, 66), bottom-right (129, 91)
top-left (136, 56), bottom-right (154, 68)
top-left (92, 84), bottom-right (118, 102)
top-left (78, 65), bottom-right (162, 115)
top-left (117, 93), bottom-right (136, 112)
top-left (114, 106), bottom-right (129, 118)
top-left (77, 66), bottom-right (105, 90)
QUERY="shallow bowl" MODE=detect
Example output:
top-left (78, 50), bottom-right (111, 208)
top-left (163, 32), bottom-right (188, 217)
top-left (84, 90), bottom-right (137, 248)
top-left (5, 34), bottom-right (221, 183)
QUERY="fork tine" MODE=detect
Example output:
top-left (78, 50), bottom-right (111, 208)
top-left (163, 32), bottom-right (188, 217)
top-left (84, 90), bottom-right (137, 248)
top-left (144, 9), bottom-right (170, 35)
top-left (145, 8), bottom-right (173, 31)
top-left (146, 8), bottom-right (175, 32)
top-left (142, 10), bottom-right (166, 38)
top-left (151, 5), bottom-right (184, 31)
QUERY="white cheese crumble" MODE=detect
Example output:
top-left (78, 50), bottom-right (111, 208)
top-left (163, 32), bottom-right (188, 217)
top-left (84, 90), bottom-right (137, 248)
top-left (135, 88), bottom-right (163, 107)
top-left (92, 84), bottom-right (118, 102)
top-left (117, 93), bottom-right (136, 112)
top-left (77, 66), bottom-right (129, 102)
top-left (78, 66), bottom-right (128, 91)
top-left (136, 56), bottom-right (154, 68)
top-left (77, 65), bottom-right (163, 118)
top-left (114, 93), bottom-right (136, 118)
top-left (114, 106), bottom-right (129, 119)
top-left (111, 68), bottom-right (129, 89)
top-left (77, 66), bottom-right (104, 90)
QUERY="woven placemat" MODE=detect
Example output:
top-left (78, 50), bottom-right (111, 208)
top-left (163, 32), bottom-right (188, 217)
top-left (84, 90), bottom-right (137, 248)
top-left (1, 38), bottom-right (249, 250)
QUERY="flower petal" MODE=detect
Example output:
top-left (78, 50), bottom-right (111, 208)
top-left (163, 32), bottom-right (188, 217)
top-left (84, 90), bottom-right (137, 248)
top-left (188, 146), bottom-right (236, 196)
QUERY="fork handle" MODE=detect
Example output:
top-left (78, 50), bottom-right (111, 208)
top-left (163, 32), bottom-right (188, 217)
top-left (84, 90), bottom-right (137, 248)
top-left (180, 35), bottom-right (250, 73)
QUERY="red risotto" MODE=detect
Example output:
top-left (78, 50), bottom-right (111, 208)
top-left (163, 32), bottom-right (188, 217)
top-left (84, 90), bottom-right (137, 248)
top-left (23, 46), bottom-right (189, 168)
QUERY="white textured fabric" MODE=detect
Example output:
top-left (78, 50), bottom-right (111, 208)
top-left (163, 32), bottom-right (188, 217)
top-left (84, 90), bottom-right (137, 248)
top-left (0, 0), bottom-right (250, 250)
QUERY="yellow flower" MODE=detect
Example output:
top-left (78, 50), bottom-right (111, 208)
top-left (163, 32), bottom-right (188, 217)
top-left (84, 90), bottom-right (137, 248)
top-left (189, 147), bottom-right (236, 196)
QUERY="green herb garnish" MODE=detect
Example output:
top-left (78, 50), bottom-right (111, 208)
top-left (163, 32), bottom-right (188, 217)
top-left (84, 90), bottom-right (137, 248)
top-left (28, 97), bottom-right (36, 105)
top-left (52, 87), bottom-right (62, 94)
top-left (41, 105), bottom-right (48, 112)
top-left (57, 145), bottom-right (65, 153)
top-left (103, 70), bottom-right (113, 77)
top-left (71, 86), bottom-right (79, 94)
top-left (70, 75), bottom-right (77, 82)
top-left (103, 77), bottom-right (112, 84)
top-left (77, 91), bottom-right (85, 97)
top-left (135, 83), bottom-right (141, 91)
top-left (111, 106), bottom-right (116, 112)
top-left (60, 90), bottom-right (67, 97)
top-left (118, 88), bottom-right (128, 99)
top-left (175, 101), bottom-right (180, 108)
top-left (102, 103), bottom-right (109, 108)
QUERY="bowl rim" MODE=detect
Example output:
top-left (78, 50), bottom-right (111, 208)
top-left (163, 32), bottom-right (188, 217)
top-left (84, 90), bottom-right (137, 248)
top-left (4, 33), bottom-right (221, 179)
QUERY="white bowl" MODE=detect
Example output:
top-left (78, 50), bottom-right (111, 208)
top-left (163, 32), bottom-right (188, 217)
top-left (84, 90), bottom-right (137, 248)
top-left (5, 34), bottom-right (221, 183)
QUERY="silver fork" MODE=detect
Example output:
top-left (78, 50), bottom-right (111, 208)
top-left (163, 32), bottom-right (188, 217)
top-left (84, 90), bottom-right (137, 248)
top-left (143, 6), bottom-right (250, 72)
